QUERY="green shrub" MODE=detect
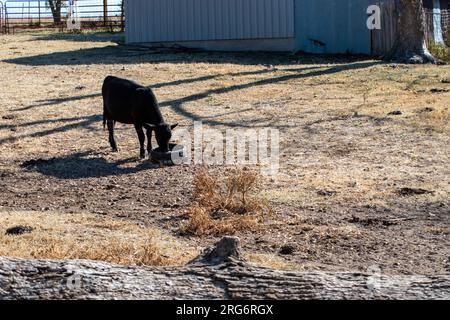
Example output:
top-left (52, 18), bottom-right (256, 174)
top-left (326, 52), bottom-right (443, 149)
top-left (429, 41), bottom-right (450, 62)
top-left (447, 27), bottom-right (450, 47)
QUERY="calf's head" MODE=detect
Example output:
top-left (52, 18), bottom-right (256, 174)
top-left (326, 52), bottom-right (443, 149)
top-left (147, 123), bottom-right (179, 152)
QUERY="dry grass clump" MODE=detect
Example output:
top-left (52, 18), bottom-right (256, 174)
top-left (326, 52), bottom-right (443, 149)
top-left (183, 205), bottom-right (260, 236)
top-left (310, 225), bottom-right (363, 240)
top-left (424, 226), bottom-right (450, 235)
top-left (194, 167), bottom-right (269, 214)
top-left (0, 211), bottom-right (197, 266)
top-left (182, 168), bottom-right (272, 236)
top-left (295, 223), bottom-right (363, 245)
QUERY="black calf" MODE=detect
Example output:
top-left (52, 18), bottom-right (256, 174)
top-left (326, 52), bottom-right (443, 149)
top-left (102, 76), bottom-right (178, 158)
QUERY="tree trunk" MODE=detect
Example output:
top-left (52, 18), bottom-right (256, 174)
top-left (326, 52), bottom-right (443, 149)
top-left (1, 237), bottom-right (449, 300)
top-left (385, 0), bottom-right (439, 63)
top-left (48, 0), bottom-right (63, 25)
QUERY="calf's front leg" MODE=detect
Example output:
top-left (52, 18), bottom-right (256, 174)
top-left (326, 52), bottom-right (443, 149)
top-left (146, 128), bottom-right (153, 155)
top-left (135, 124), bottom-right (146, 159)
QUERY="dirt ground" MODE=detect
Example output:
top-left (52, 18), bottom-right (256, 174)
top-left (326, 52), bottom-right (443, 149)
top-left (0, 32), bottom-right (449, 275)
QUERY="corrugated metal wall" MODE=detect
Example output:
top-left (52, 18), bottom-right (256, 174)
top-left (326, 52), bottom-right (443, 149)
top-left (295, 0), bottom-right (373, 54)
top-left (125, 0), bottom-right (375, 54)
top-left (125, 0), bottom-right (295, 43)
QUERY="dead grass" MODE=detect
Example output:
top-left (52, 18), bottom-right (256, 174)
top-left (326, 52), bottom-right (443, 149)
top-left (425, 226), bottom-right (450, 235)
top-left (0, 210), bottom-right (295, 270)
top-left (244, 252), bottom-right (293, 270)
top-left (182, 168), bottom-right (272, 236)
top-left (0, 211), bottom-right (198, 266)
top-left (0, 33), bottom-right (449, 274)
top-left (305, 224), bottom-right (363, 241)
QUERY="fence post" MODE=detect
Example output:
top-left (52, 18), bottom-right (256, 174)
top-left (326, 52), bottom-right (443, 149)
top-left (4, 1), bottom-right (8, 34)
top-left (103, 0), bottom-right (108, 26)
top-left (121, 0), bottom-right (124, 32)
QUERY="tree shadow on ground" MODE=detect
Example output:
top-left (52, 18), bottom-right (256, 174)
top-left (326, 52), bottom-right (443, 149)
top-left (0, 60), bottom-right (381, 144)
top-left (159, 61), bottom-right (381, 125)
top-left (19, 67), bottom-right (298, 111)
top-left (0, 115), bottom-right (101, 145)
top-left (20, 152), bottom-right (159, 179)
top-left (19, 60), bottom-right (379, 117)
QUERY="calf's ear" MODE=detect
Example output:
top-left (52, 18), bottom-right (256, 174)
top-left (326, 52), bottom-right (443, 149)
top-left (170, 123), bottom-right (179, 130)
top-left (135, 88), bottom-right (147, 94)
top-left (134, 88), bottom-right (148, 100)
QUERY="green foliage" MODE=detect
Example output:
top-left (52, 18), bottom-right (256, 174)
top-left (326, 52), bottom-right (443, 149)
top-left (428, 41), bottom-right (450, 62)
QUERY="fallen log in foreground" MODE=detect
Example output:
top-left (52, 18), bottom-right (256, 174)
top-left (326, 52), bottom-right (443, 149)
top-left (0, 237), bottom-right (449, 300)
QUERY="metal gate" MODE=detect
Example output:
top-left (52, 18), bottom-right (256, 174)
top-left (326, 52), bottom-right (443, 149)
top-left (1, 0), bottom-right (124, 34)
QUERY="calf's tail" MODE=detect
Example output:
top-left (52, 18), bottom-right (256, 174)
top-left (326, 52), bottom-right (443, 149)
top-left (103, 101), bottom-right (107, 130)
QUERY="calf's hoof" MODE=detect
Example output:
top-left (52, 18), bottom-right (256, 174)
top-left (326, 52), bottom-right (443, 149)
top-left (112, 148), bottom-right (119, 153)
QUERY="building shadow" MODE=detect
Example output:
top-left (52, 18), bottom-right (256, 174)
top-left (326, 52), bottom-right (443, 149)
top-left (3, 42), bottom-right (376, 67)
top-left (31, 32), bottom-right (125, 43)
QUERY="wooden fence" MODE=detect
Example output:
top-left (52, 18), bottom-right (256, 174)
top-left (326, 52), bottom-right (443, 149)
top-left (371, 0), bottom-right (398, 57)
top-left (371, 1), bottom-right (449, 56)
top-left (425, 10), bottom-right (437, 43)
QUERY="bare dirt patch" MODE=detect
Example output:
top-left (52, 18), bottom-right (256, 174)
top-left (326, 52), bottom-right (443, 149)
top-left (0, 32), bottom-right (449, 274)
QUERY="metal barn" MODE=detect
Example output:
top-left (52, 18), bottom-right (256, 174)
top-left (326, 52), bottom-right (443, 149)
top-left (124, 0), bottom-right (374, 54)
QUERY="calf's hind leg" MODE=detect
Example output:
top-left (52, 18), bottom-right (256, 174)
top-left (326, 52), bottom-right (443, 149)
top-left (135, 124), bottom-right (146, 159)
top-left (107, 120), bottom-right (118, 152)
